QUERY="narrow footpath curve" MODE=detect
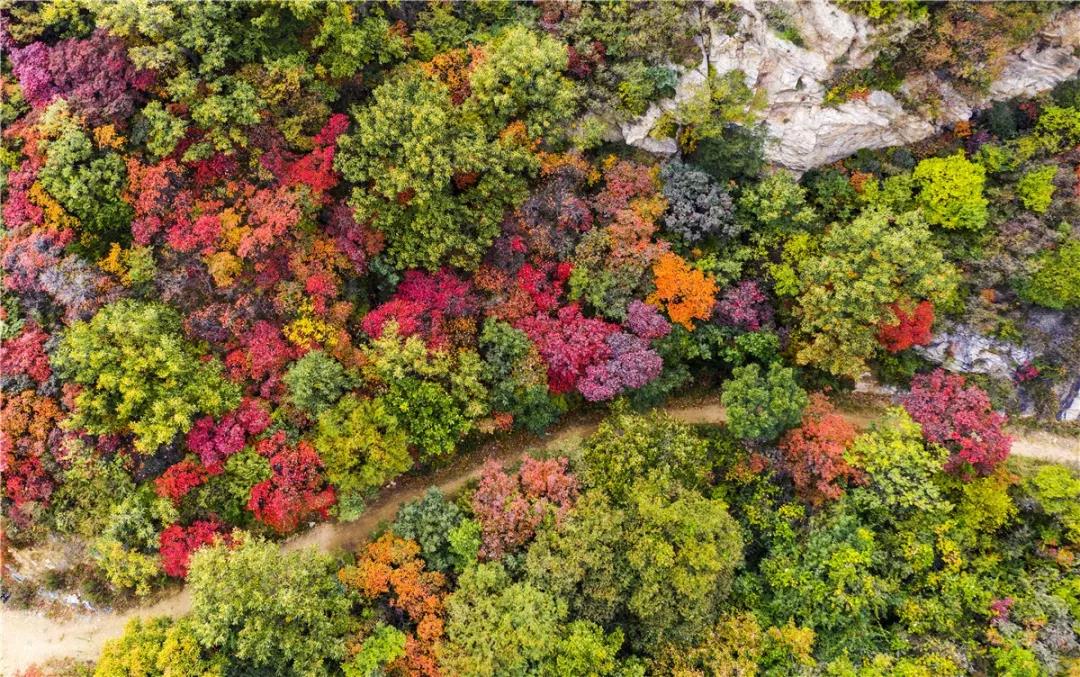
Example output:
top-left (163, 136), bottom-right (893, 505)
top-left (2, 398), bottom-right (1077, 675)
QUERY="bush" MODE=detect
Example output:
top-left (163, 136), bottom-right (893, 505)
top-left (1016, 164), bottom-right (1057, 214)
top-left (912, 152), bottom-right (988, 230)
top-left (1021, 239), bottom-right (1080, 310)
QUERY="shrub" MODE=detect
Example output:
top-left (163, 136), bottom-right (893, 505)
top-left (1021, 239), bottom-right (1080, 310)
top-left (912, 152), bottom-right (988, 230)
top-left (1016, 165), bottom-right (1057, 213)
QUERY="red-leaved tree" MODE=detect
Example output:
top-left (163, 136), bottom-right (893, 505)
top-left (778, 393), bottom-right (861, 507)
top-left (248, 432), bottom-right (336, 533)
top-left (471, 456), bottom-right (578, 560)
top-left (159, 520), bottom-right (228, 578)
top-left (876, 300), bottom-right (934, 353)
top-left (154, 458), bottom-right (208, 504)
top-left (515, 304), bottom-right (617, 394)
top-left (186, 398), bottom-right (271, 474)
top-left (901, 369), bottom-right (1011, 477)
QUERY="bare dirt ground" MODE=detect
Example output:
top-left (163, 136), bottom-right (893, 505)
top-left (2, 396), bottom-right (1076, 675)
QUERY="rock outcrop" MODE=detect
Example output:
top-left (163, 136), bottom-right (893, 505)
top-left (621, 1), bottom-right (1080, 170)
top-left (914, 324), bottom-right (1035, 383)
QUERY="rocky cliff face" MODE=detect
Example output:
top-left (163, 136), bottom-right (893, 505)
top-left (622, 1), bottom-right (1080, 170)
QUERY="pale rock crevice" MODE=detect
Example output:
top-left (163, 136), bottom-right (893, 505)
top-left (620, 1), bottom-right (1080, 170)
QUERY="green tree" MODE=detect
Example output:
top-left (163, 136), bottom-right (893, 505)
top-left (845, 408), bottom-right (948, 516)
top-left (721, 362), bottom-right (808, 443)
top-left (1027, 465), bottom-right (1080, 544)
top-left (736, 169), bottom-right (818, 238)
top-left (342, 624), bottom-right (407, 677)
top-left (579, 406), bottom-right (711, 501)
top-left (760, 504), bottom-right (892, 661)
top-left (38, 117), bottom-right (133, 253)
top-left (1016, 164), bottom-right (1057, 213)
top-left (465, 25), bottom-right (579, 138)
top-left (313, 394), bottom-right (411, 520)
top-left (912, 152), bottom-right (988, 230)
top-left (526, 480), bottom-right (744, 655)
top-left (335, 69), bottom-right (536, 270)
top-left (790, 207), bottom-right (959, 378)
top-left (187, 537), bottom-right (355, 676)
top-left (96, 617), bottom-right (223, 677)
top-left (479, 318), bottom-right (563, 434)
top-left (440, 562), bottom-right (567, 677)
top-left (283, 350), bottom-right (355, 418)
top-left (1020, 239), bottom-right (1080, 310)
top-left (392, 487), bottom-right (465, 573)
top-left (53, 300), bottom-right (240, 454)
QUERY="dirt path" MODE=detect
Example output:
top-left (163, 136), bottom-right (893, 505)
top-left (2, 398), bottom-right (1076, 674)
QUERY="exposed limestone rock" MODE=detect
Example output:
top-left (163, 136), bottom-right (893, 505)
top-left (620, 2), bottom-right (1080, 170)
top-left (914, 325), bottom-right (1034, 383)
top-left (1060, 382), bottom-right (1080, 422)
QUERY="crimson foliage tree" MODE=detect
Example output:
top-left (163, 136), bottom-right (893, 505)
top-left (247, 432), bottom-right (336, 533)
top-left (901, 369), bottom-right (1011, 477)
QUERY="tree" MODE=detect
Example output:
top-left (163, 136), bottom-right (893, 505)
top-left (392, 487), bottom-right (466, 574)
top-left (901, 370), bottom-right (1011, 477)
top-left (465, 25), bottom-right (580, 138)
top-left (478, 318), bottom-right (563, 434)
top-left (714, 280), bottom-right (773, 332)
top-left (790, 207), bottom-right (959, 378)
top-left (248, 432), bottom-right (336, 533)
top-left (779, 393), bottom-right (861, 507)
top-left (8, 29), bottom-right (151, 122)
top-left (660, 161), bottom-right (737, 244)
top-left (1026, 465), bottom-right (1080, 545)
top-left (1016, 165), bottom-right (1057, 213)
top-left (53, 300), bottom-right (240, 454)
top-left (647, 253), bottom-right (718, 330)
top-left (721, 363), bottom-right (808, 443)
top-left (760, 504), bottom-right (891, 660)
top-left (441, 562), bottom-right (566, 676)
top-left (335, 68), bottom-right (537, 270)
top-left (37, 116), bottom-right (134, 253)
top-left (471, 456), bottom-right (579, 560)
top-left (846, 408), bottom-right (948, 515)
top-left (188, 536), bottom-right (354, 675)
top-left (526, 480), bottom-right (744, 654)
top-left (912, 152), bottom-right (988, 230)
top-left (735, 169), bottom-right (817, 237)
top-left (283, 350), bottom-right (355, 418)
top-left (95, 617), bottom-right (223, 677)
top-left (516, 304), bottom-right (617, 395)
top-left (313, 394), bottom-right (411, 520)
top-left (338, 533), bottom-right (447, 671)
top-left (876, 300), bottom-right (934, 353)
top-left (579, 406), bottom-right (711, 501)
top-left (158, 520), bottom-right (226, 578)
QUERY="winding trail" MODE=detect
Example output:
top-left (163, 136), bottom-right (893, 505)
top-left (2, 397), bottom-right (1077, 674)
